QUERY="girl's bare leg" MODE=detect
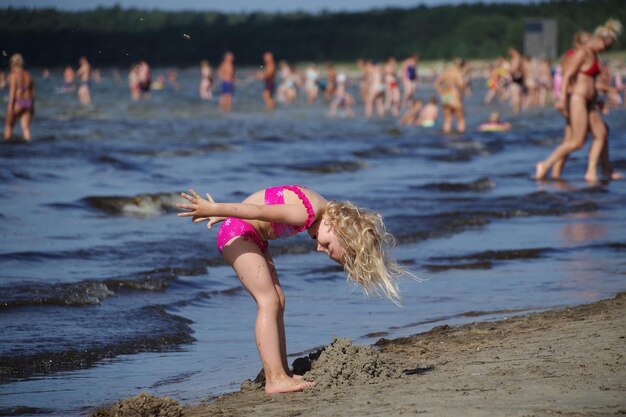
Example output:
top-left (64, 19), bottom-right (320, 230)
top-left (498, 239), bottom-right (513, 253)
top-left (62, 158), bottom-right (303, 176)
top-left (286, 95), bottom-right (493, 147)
top-left (536, 94), bottom-right (589, 179)
top-left (222, 238), bottom-right (315, 394)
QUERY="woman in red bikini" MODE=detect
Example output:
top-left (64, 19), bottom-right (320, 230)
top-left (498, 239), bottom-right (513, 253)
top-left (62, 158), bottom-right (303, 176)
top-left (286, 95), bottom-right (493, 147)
top-left (4, 53), bottom-right (34, 142)
top-left (177, 185), bottom-right (408, 394)
top-left (535, 19), bottom-right (622, 181)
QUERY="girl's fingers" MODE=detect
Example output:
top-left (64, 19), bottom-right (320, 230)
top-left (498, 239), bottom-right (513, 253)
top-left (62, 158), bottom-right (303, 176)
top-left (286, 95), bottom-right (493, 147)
top-left (176, 203), bottom-right (195, 210)
top-left (205, 193), bottom-right (215, 203)
top-left (177, 212), bottom-right (193, 217)
top-left (190, 189), bottom-right (201, 198)
top-left (180, 192), bottom-right (195, 202)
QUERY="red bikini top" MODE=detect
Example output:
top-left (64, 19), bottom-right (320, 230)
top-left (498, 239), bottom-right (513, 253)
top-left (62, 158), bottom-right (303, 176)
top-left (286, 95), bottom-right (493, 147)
top-left (580, 55), bottom-right (601, 78)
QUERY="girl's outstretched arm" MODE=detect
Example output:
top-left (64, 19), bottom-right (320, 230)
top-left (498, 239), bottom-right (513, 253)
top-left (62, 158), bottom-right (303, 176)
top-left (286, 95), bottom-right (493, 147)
top-left (177, 190), bottom-right (310, 227)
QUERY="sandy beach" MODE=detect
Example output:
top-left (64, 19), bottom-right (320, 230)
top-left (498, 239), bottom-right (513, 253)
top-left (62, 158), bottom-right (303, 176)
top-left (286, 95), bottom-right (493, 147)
top-left (92, 292), bottom-right (626, 417)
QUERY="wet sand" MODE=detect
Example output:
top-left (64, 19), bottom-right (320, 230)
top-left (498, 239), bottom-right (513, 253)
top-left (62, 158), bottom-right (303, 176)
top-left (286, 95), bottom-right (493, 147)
top-left (182, 293), bottom-right (626, 417)
top-left (92, 293), bottom-right (625, 417)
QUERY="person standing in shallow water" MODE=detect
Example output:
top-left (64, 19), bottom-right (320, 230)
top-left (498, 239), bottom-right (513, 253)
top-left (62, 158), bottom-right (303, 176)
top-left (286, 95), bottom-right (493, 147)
top-left (4, 54), bottom-right (34, 142)
top-left (435, 58), bottom-right (467, 134)
top-left (76, 56), bottom-right (91, 106)
top-left (536, 19), bottom-right (623, 182)
top-left (199, 60), bottom-right (213, 100)
top-left (218, 52), bottom-right (235, 112)
top-left (177, 185), bottom-right (408, 394)
top-left (258, 52), bottom-right (276, 111)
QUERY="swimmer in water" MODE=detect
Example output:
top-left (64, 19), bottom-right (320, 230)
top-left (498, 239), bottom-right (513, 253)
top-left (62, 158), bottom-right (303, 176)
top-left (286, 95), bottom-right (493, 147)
top-left (478, 111), bottom-right (511, 132)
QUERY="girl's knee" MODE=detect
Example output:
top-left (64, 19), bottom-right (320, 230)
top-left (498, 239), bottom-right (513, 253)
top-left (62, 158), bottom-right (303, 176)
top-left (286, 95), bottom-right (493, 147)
top-left (256, 293), bottom-right (283, 312)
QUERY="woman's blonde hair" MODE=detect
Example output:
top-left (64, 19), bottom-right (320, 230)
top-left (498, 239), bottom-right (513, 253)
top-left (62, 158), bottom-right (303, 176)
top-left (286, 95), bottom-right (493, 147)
top-left (10, 53), bottom-right (24, 68)
top-left (324, 200), bottom-right (406, 304)
top-left (594, 19), bottom-right (622, 40)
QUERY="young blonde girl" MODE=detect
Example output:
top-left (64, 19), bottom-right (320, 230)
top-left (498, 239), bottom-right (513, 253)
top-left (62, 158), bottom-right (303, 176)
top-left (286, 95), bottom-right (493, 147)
top-left (177, 184), bottom-right (404, 394)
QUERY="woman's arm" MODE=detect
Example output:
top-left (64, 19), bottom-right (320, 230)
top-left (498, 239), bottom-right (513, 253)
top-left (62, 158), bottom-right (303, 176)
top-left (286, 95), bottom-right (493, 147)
top-left (177, 190), bottom-right (310, 227)
top-left (6, 73), bottom-right (15, 117)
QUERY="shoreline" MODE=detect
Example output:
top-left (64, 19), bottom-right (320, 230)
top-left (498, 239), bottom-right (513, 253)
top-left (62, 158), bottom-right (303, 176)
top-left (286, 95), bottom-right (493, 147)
top-left (93, 292), bottom-right (626, 417)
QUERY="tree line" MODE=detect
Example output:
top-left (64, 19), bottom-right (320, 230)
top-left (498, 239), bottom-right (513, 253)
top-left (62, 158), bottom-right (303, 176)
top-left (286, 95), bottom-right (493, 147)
top-left (0, 0), bottom-right (624, 68)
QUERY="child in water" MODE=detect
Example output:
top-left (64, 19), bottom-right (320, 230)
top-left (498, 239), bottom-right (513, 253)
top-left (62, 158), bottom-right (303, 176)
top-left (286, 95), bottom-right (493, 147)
top-left (177, 185), bottom-right (405, 394)
top-left (478, 111), bottom-right (511, 132)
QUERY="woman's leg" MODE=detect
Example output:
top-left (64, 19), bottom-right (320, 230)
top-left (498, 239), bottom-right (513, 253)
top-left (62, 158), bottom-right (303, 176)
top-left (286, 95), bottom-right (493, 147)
top-left (455, 105), bottom-right (466, 133)
top-left (587, 109), bottom-right (623, 181)
top-left (585, 108), bottom-right (607, 183)
top-left (20, 111), bottom-right (32, 141)
top-left (536, 94), bottom-right (589, 179)
top-left (4, 112), bottom-right (16, 140)
top-left (222, 237), bottom-right (314, 394)
top-left (551, 124), bottom-right (572, 179)
top-left (442, 105), bottom-right (452, 134)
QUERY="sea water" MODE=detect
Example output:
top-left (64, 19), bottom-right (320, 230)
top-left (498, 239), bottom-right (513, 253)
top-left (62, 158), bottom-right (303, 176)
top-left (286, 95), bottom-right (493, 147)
top-left (1, 67), bottom-right (625, 416)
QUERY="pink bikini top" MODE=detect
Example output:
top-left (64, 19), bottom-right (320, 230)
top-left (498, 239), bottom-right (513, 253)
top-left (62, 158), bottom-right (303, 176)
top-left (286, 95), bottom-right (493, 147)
top-left (265, 185), bottom-right (316, 239)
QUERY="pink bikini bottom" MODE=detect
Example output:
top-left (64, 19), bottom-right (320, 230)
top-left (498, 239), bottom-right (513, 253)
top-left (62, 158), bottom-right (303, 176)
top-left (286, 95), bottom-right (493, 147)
top-left (216, 218), bottom-right (268, 254)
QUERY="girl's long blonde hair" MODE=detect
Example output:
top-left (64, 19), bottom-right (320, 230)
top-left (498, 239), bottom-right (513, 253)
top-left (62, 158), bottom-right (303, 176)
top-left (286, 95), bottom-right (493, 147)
top-left (324, 200), bottom-right (407, 304)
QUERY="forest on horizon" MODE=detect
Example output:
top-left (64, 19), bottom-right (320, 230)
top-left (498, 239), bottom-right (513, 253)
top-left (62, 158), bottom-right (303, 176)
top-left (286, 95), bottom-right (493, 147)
top-left (0, 0), bottom-right (624, 68)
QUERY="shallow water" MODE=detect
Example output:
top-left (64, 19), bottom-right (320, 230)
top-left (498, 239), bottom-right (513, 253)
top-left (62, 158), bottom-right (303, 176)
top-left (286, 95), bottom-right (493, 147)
top-left (1, 68), bottom-right (625, 416)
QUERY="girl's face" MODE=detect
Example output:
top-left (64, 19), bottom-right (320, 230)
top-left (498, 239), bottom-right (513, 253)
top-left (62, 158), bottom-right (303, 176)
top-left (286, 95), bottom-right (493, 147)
top-left (308, 218), bottom-right (344, 264)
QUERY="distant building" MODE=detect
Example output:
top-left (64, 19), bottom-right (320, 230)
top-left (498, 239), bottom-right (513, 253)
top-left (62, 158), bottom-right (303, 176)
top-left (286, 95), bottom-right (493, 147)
top-left (524, 19), bottom-right (557, 59)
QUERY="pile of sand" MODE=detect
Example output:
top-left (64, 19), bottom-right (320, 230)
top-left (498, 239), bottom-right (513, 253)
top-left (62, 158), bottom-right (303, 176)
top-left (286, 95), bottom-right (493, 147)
top-left (304, 337), bottom-right (400, 388)
top-left (89, 392), bottom-right (182, 417)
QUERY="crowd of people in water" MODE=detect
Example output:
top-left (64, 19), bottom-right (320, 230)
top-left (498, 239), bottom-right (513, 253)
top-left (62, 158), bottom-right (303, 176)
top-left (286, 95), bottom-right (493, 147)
top-left (2, 18), bottom-right (625, 181)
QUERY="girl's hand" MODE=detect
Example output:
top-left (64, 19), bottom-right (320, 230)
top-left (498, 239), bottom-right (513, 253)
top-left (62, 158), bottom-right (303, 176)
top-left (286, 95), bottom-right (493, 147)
top-left (177, 189), bottom-right (215, 219)
top-left (177, 190), bottom-right (227, 229)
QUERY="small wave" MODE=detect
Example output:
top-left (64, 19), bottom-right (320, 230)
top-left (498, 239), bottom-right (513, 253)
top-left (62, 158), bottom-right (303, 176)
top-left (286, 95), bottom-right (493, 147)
top-left (92, 155), bottom-right (142, 171)
top-left (0, 306), bottom-right (195, 381)
top-left (424, 261), bottom-right (493, 272)
top-left (433, 139), bottom-right (503, 162)
top-left (289, 160), bottom-right (366, 174)
top-left (83, 192), bottom-right (183, 217)
top-left (420, 177), bottom-right (495, 192)
top-left (430, 248), bottom-right (549, 263)
top-left (0, 267), bottom-right (201, 309)
top-left (353, 146), bottom-right (407, 159)
top-left (0, 281), bottom-right (114, 308)
top-left (0, 406), bottom-right (53, 416)
top-left (129, 143), bottom-right (235, 157)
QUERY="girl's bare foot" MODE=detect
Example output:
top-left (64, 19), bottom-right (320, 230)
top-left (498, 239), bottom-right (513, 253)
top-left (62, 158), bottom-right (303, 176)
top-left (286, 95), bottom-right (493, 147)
top-left (610, 172), bottom-right (624, 180)
top-left (265, 376), bottom-right (316, 394)
top-left (535, 161), bottom-right (548, 179)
